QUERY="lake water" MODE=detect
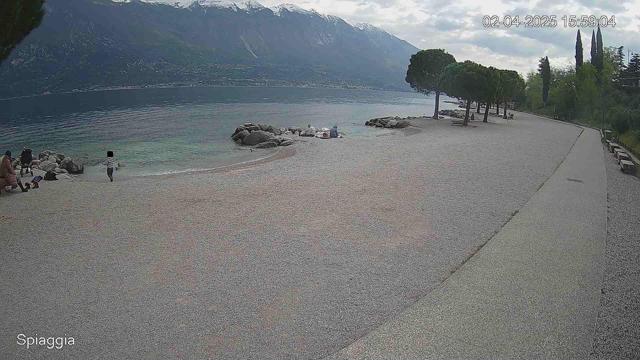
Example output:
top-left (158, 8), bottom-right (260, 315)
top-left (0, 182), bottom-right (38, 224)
top-left (0, 86), bottom-right (455, 178)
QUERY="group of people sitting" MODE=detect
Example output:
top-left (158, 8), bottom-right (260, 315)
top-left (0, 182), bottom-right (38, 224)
top-left (0, 148), bottom-right (43, 195)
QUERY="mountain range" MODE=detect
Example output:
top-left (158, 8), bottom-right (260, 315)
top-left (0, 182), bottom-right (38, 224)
top-left (0, 0), bottom-right (419, 98)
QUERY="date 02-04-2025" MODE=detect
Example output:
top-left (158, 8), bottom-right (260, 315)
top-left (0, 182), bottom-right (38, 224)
top-left (482, 15), bottom-right (616, 28)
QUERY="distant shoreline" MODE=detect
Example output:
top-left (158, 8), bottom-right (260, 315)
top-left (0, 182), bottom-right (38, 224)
top-left (0, 83), bottom-right (412, 102)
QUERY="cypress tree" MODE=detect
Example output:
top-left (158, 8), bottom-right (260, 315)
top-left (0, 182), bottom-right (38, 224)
top-left (575, 30), bottom-right (583, 70)
top-left (538, 56), bottom-right (551, 106)
top-left (590, 30), bottom-right (597, 64)
top-left (596, 26), bottom-right (604, 71)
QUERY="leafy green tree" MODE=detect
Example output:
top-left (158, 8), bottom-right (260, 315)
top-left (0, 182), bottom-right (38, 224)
top-left (576, 63), bottom-right (598, 119)
top-left (611, 46), bottom-right (626, 84)
top-left (575, 30), bottom-right (583, 70)
top-left (406, 49), bottom-right (456, 119)
top-left (549, 70), bottom-right (576, 120)
top-left (608, 106), bottom-right (630, 134)
top-left (0, 0), bottom-right (45, 64)
top-left (441, 60), bottom-right (487, 126)
top-left (538, 56), bottom-right (551, 106)
top-left (623, 53), bottom-right (640, 87)
top-left (524, 72), bottom-right (543, 110)
top-left (498, 70), bottom-right (525, 118)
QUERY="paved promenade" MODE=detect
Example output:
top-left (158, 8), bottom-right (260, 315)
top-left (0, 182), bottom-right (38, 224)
top-left (327, 127), bottom-right (608, 359)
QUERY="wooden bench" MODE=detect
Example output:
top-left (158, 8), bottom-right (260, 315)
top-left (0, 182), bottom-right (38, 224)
top-left (620, 159), bottom-right (636, 174)
top-left (450, 119), bottom-right (465, 126)
top-left (614, 148), bottom-right (627, 160)
top-left (617, 152), bottom-right (632, 163)
top-left (609, 142), bottom-right (621, 153)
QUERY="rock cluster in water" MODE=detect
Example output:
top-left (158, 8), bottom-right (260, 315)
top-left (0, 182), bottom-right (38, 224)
top-left (231, 123), bottom-right (297, 148)
top-left (365, 117), bottom-right (411, 128)
top-left (28, 150), bottom-right (85, 175)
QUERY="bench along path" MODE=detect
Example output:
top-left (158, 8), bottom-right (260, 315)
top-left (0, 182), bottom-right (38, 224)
top-left (326, 127), bottom-right (607, 359)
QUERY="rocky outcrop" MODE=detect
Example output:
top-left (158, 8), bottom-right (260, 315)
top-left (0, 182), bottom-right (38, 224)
top-left (60, 157), bottom-right (85, 174)
top-left (242, 130), bottom-right (276, 146)
top-left (39, 161), bottom-right (58, 172)
top-left (438, 109), bottom-right (468, 119)
top-left (231, 123), bottom-right (296, 148)
top-left (300, 128), bottom-right (317, 137)
top-left (30, 150), bottom-right (84, 176)
top-left (44, 171), bottom-right (58, 181)
top-left (365, 117), bottom-right (411, 129)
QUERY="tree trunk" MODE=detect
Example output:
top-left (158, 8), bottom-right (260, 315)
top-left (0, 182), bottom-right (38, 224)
top-left (476, 102), bottom-right (481, 114)
top-left (483, 101), bottom-right (490, 122)
top-left (496, 101), bottom-right (500, 115)
top-left (503, 102), bottom-right (508, 118)
top-left (463, 100), bottom-right (471, 126)
top-left (433, 91), bottom-right (440, 119)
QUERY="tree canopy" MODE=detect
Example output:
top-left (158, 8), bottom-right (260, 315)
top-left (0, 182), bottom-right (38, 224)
top-left (0, 0), bottom-right (45, 64)
top-left (440, 60), bottom-right (489, 125)
top-left (497, 69), bottom-right (525, 118)
top-left (405, 49), bottom-right (456, 118)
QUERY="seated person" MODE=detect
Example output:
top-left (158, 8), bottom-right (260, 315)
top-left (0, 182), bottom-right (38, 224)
top-left (0, 151), bottom-right (27, 193)
top-left (330, 125), bottom-right (338, 138)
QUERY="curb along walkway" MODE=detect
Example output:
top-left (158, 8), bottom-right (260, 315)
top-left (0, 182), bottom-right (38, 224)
top-left (326, 128), bottom-right (607, 359)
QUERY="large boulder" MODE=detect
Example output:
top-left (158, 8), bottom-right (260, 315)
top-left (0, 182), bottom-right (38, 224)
top-left (254, 140), bottom-right (279, 148)
top-left (300, 129), bottom-right (316, 137)
top-left (366, 117), bottom-right (411, 129)
top-left (39, 150), bottom-right (54, 160)
top-left (39, 161), bottom-right (58, 172)
top-left (232, 126), bottom-right (247, 136)
top-left (44, 171), bottom-right (57, 181)
top-left (232, 129), bottom-right (250, 143)
top-left (242, 130), bottom-right (275, 146)
top-left (60, 157), bottom-right (84, 174)
top-left (279, 138), bottom-right (295, 146)
top-left (396, 120), bottom-right (410, 128)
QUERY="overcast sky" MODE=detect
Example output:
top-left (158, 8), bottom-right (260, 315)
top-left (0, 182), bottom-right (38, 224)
top-left (155, 0), bottom-right (640, 75)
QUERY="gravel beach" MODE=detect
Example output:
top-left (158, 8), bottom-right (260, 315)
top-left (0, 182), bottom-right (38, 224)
top-left (590, 148), bottom-right (640, 359)
top-left (0, 112), bottom-right (582, 359)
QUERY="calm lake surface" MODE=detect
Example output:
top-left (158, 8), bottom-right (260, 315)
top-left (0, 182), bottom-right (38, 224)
top-left (0, 86), bottom-right (455, 177)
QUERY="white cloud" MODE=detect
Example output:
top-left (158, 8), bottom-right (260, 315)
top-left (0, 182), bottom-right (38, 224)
top-left (150, 0), bottom-right (640, 74)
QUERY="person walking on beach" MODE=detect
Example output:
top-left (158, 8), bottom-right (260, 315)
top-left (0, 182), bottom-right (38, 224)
top-left (105, 151), bottom-right (117, 182)
top-left (19, 147), bottom-right (33, 176)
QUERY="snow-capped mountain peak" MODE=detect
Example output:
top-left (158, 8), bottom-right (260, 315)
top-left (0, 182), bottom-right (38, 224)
top-left (355, 23), bottom-right (384, 32)
top-left (272, 3), bottom-right (314, 15)
top-left (192, 0), bottom-right (265, 10)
